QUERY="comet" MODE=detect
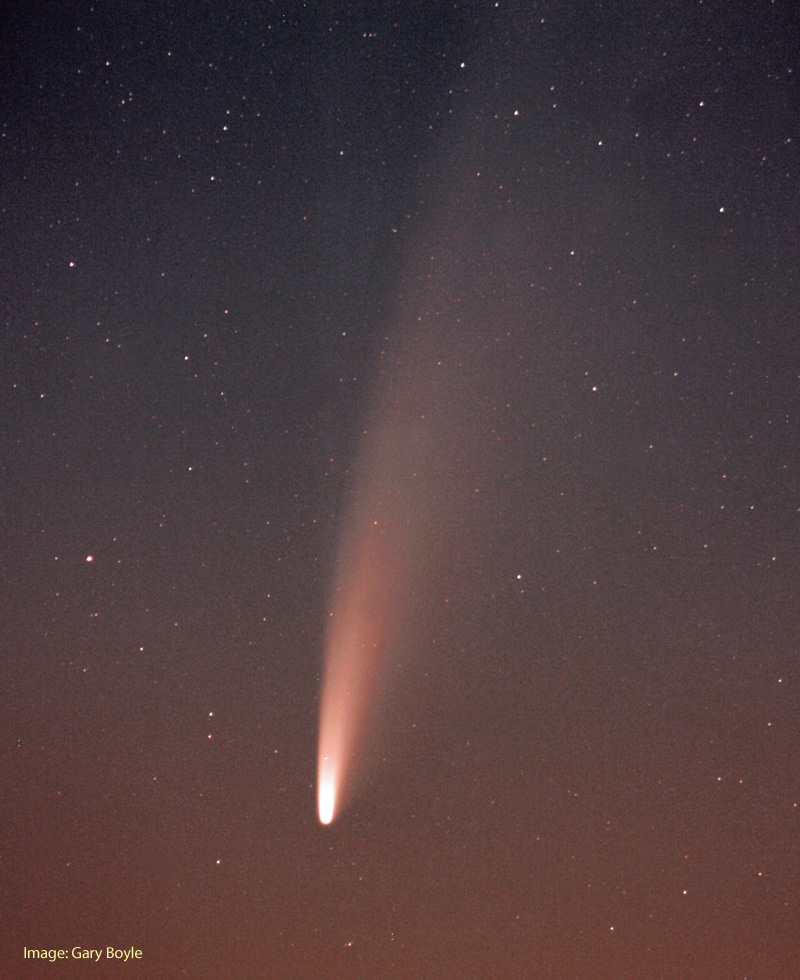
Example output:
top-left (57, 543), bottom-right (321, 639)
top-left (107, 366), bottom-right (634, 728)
top-left (315, 162), bottom-right (494, 824)
top-left (315, 79), bottom-right (531, 825)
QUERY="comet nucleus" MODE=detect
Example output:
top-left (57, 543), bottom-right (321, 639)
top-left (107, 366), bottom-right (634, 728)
top-left (318, 758), bottom-right (335, 825)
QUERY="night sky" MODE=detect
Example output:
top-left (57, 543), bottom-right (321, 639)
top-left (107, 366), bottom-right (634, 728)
top-left (2, 1), bottom-right (800, 978)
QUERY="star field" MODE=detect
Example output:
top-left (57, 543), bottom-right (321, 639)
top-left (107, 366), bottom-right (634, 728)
top-left (1, 1), bottom-right (799, 978)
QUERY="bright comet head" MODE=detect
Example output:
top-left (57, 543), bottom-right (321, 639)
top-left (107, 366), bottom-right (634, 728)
top-left (318, 757), bottom-right (336, 825)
